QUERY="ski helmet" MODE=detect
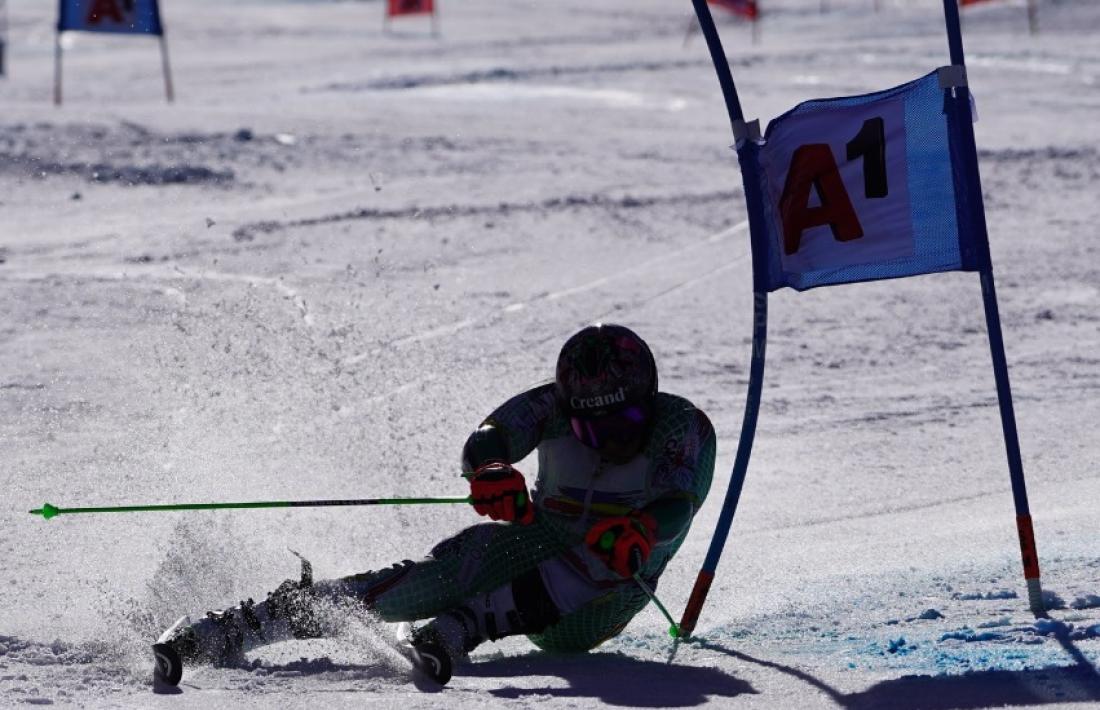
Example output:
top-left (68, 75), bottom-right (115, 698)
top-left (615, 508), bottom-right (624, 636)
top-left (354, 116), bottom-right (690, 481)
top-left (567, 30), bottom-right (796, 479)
top-left (555, 324), bottom-right (657, 455)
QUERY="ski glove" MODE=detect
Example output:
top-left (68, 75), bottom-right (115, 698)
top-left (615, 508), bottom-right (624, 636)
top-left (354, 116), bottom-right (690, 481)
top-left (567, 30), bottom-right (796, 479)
top-left (585, 511), bottom-right (657, 578)
top-left (468, 463), bottom-right (535, 525)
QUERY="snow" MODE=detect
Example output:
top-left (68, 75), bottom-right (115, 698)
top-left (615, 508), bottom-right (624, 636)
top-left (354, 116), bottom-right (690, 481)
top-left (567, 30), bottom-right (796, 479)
top-left (1, 0), bottom-right (1099, 707)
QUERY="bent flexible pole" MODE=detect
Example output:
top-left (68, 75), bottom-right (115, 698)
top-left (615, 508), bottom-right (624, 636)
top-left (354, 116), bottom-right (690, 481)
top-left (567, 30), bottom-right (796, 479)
top-left (679, 0), bottom-right (769, 637)
top-left (941, 0), bottom-right (1045, 615)
top-left (680, 292), bottom-right (767, 636)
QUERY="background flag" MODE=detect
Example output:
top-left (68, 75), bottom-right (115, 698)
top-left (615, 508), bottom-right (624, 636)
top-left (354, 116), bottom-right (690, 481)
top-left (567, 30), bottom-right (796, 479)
top-left (387, 0), bottom-right (434, 18)
top-left (709, 0), bottom-right (759, 20)
top-left (58, 0), bottom-right (163, 35)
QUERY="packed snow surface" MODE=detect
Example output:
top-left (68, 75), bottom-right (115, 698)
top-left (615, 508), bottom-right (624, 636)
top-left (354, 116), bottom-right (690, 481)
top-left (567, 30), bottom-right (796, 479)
top-left (1, 0), bottom-right (1098, 707)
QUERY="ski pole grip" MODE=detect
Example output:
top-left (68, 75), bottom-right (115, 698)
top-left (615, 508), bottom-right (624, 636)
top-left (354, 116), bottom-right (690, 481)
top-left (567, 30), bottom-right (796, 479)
top-left (678, 569), bottom-right (715, 637)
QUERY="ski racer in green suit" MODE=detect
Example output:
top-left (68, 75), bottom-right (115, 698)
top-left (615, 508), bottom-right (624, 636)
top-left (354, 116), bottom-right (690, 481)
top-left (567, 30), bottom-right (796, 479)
top-left (153, 323), bottom-right (716, 687)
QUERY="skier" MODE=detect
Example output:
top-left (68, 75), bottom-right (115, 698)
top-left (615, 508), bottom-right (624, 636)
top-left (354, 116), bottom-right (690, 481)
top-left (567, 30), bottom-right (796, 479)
top-left (153, 323), bottom-right (716, 687)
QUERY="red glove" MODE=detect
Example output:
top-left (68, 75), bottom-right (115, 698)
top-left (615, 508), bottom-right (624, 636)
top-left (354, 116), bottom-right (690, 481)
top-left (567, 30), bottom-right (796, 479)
top-left (585, 511), bottom-right (657, 578)
top-left (468, 463), bottom-right (535, 525)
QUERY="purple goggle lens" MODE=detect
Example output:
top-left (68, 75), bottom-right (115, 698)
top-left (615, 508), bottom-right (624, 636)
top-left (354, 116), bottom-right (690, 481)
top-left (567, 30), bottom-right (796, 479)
top-left (570, 405), bottom-right (647, 450)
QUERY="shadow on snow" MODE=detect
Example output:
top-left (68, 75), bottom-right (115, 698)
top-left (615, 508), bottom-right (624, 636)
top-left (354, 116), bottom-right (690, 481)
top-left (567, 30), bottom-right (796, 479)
top-left (692, 625), bottom-right (1100, 710)
top-left (463, 650), bottom-right (756, 706)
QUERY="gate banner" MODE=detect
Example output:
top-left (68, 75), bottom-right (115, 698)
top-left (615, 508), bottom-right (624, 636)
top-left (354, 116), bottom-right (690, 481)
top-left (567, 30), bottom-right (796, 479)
top-left (742, 70), bottom-right (987, 292)
top-left (58, 0), bottom-right (163, 35)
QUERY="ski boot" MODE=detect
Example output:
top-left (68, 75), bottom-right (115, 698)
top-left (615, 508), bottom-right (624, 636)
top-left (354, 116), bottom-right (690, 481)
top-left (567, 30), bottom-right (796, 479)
top-left (152, 553), bottom-right (318, 688)
top-left (407, 631), bottom-right (454, 686)
top-left (152, 617), bottom-right (186, 690)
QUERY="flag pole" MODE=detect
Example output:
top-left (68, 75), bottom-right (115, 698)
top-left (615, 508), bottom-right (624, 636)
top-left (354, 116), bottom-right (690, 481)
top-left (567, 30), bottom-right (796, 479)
top-left (158, 34), bottom-right (174, 103)
top-left (54, 33), bottom-right (63, 105)
top-left (682, 16), bottom-right (699, 48)
top-left (0, 0), bottom-right (8, 77)
top-left (678, 0), bottom-right (769, 638)
top-left (941, 0), bottom-right (1045, 616)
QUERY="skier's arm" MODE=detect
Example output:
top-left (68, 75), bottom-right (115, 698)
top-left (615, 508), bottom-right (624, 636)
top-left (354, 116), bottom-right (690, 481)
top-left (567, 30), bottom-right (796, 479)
top-left (642, 496), bottom-right (695, 544)
top-left (461, 383), bottom-right (557, 473)
top-left (644, 406), bottom-right (717, 545)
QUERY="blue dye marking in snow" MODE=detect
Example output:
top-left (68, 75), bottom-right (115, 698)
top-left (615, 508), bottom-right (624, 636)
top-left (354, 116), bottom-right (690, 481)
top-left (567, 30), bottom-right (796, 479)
top-left (1042, 590), bottom-right (1068, 610)
top-left (1032, 619), bottom-right (1066, 636)
top-left (1030, 619), bottom-right (1100, 641)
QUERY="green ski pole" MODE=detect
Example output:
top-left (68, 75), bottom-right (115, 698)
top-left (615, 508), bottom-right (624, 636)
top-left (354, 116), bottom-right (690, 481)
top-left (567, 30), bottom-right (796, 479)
top-left (633, 572), bottom-right (681, 639)
top-left (29, 495), bottom-right (482, 521)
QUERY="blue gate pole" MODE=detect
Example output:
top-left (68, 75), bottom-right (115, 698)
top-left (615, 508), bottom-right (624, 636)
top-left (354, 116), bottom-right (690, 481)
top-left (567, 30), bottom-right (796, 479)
top-left (679, 0), bottom-right (769, 637)
top-left (942, 0), bottom-right (1045, 615)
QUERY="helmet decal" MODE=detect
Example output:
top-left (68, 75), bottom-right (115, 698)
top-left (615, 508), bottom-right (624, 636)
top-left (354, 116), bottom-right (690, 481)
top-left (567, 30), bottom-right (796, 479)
top-left (555, 324), bottom-right (657, 417)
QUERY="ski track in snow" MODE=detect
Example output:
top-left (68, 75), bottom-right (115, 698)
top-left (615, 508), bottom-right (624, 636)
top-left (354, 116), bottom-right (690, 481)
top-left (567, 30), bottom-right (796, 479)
top-left (343, 219), bottom-right (748, 366)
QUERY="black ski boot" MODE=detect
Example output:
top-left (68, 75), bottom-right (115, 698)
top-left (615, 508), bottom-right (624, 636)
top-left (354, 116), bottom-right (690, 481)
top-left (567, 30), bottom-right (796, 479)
top-left (152, 640), bottom-right (183, 690)
top-left (408, 635), bottom-right (453, 686)
top-left (151, 552), bottom-right (317, 689)
top-left (151, 606), bottom-right (247, 690)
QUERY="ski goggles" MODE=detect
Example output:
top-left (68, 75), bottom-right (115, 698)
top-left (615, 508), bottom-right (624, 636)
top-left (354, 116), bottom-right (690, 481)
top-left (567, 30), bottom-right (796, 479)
top-left (569, 405), bottom-right (648, 450)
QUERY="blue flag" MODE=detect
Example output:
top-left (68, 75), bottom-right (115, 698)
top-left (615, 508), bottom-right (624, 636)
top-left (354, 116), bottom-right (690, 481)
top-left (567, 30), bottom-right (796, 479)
top-left (58, 0), bottom-right (164, 36)
top-left (739, 69), bottom-right (988, 292)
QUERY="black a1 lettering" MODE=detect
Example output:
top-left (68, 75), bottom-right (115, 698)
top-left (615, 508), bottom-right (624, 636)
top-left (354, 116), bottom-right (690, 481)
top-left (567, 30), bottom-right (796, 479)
top-left (846, 117), bottom-right (888, 198)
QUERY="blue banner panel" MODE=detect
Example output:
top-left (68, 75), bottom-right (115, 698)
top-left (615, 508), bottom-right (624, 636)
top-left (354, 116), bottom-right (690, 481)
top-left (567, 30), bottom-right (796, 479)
top-left (742, 70), bottom-right (987, 292)
top-left (58, 0), bottom-right (163, 36)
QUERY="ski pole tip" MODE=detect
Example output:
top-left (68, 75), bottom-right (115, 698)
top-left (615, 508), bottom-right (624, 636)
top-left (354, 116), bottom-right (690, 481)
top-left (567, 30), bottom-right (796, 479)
top-left (30, 503), bottom-right (60, 520)
top-left (669, 624), bottom-right (681, 639)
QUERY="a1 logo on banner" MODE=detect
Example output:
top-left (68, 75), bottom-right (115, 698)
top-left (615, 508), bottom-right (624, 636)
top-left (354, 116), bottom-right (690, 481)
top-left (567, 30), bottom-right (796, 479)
top-left (758, 96), bottom-right (914, 276)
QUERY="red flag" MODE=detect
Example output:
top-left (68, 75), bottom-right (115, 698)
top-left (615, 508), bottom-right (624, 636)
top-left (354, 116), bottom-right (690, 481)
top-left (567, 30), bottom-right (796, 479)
top-left (960, 0), bottom-right (996, 5)
top-left (709, 0), bottom-right (759, 20)
top-left (387, 0), bottom-right (434, 17)
top-left (86, 0), bottom-right (126, 25)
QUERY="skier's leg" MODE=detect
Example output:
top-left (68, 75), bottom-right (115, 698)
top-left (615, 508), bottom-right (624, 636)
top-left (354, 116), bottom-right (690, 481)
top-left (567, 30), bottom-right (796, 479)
top-left (403, 555), bottom-right (653, 686)
top-left (526, 581), bottom-right (650, 653)
top-left (412, 564), bottom-right (563, 656)
top-left (157, 517), bottom-right (574, 670)
top-left (410, 554), bottom-right (633, 662)
top-left (324, 516), bottom-right (574, 622)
